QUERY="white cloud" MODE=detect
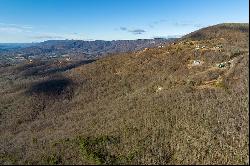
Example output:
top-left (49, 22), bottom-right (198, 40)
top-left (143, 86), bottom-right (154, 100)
top-left (129, 29), bottom-right (146, 35)
top-left (31, 35), bottom-right (64, 39)
top-left (29, 32), bottom-right (85, 40)
top-left (0, 27), bottom-right (23, 33)
top-left (0, 23), bottom-right (33, 33)
top-left (119, 27), bottom-right (146, 35)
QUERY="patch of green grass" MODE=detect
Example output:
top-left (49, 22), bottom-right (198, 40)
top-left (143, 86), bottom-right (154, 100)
top-left (45, 154), bottom-right (62, 165)
top-left (75, 135), bottom-right (120, 165)
top-left (49, 135), bottom-right (144, 165)
top-left (125, 149), bottom-right (141, 162)
top-left (0, 153), bottom-right (17, 165)
top-left (214, 80), bottom-right (226, 88)
top-left (213, 80), bottom-right (231, 94)
top-left (213, 80), bottom-right (229, 90)
top-left (32, 137), bottom-right (38, 144)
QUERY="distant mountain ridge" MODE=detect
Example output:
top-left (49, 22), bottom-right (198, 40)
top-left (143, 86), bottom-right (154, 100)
top-left (0, 43), bottom-right (38, 50)
top-left (0, 38), bottom-right (175, 63)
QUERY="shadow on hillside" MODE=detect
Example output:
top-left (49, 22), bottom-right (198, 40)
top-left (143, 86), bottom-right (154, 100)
top-left (20, 59), bottom-right (95, 76)
top-left (23, 77), bottom-right (75, 123)
top-left (28, 77), bottom-right (74, 98)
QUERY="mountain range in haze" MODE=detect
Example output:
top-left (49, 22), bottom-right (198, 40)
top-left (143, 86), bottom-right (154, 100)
top-left (0, 38), bottom-right (175, 66)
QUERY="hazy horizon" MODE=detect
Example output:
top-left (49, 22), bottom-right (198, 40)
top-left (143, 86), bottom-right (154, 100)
top-left (0, 36), bottom-right (181, 44)
top-left (0, 0), bottom-right (249, 43)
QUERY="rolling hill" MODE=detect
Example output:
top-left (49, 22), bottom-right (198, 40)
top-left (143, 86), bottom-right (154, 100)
top-left (0, 23), bottom-right (249, 165)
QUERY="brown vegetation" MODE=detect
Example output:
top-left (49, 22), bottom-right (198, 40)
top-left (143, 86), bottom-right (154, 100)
top-left (0, 23), bottom-right (249, 165)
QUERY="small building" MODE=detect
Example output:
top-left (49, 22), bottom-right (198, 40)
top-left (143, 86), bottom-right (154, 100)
top-left (193, 60), bottom-right (201, 65)
top-left (15, 56), bottom-right (26, 61)
top-left (195, 45), bottom-right (200, 50)
top-left (214, 45), bottom-right (223, 49)
top-left (156, 86), bottom-right (163, 92)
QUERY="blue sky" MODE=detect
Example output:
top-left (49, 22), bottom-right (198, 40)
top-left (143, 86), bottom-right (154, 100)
top-left (0, 0), bottom-right (249, 42)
